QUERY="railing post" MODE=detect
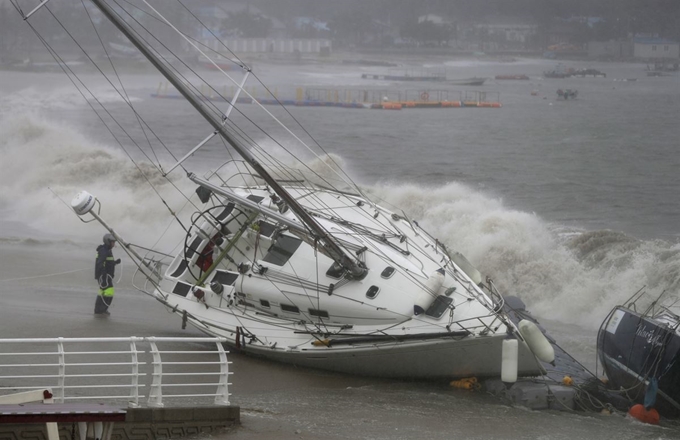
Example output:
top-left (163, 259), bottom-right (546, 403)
top-left (147, 338), bottom-right (164, 407)
top-left (214, 342), bottom-right (230, 405)
top-left (128, 337), bottom-right (140, 408)
top-left (56, 338), bottom-right (65, 403)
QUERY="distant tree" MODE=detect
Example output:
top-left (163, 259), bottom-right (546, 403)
top-left (400, 18), bottom-right (452, 46)
top-left (327, 10), bottom-right (374, 46)
top-left (221, 10), bottom-right (272, 38)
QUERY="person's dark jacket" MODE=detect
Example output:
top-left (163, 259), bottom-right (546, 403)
top-left (95, 244), bottom-right (118, 288)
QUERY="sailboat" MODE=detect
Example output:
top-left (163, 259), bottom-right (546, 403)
top-left (20, 0), bottom-right (550, 380)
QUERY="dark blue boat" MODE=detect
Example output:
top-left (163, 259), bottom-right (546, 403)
top-left (597, 291), bottom-right (680, 417)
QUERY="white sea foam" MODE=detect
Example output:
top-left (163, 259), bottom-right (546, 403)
top-left (0, 114), bottom-right (191, 251)
top-left (370, 181), bottom-right (680, 328)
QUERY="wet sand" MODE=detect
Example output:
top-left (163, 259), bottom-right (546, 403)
top-left (0, 242), bottom-right (676, 440)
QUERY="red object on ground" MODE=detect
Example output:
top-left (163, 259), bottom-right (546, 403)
top-left (628, 404), bottom-right (660, 424)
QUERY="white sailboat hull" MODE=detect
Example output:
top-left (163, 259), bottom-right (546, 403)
top-left (163, 293), bottom-right (542, 379)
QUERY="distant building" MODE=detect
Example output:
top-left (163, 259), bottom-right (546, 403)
top-left (588, 40), bottom-right (632, 59)
top-left (633, 37), bottom-right (679, 60)
top-left (216, 38), bottom-right (331, 54)
top-left (471, 17), bottom-right (537, 50)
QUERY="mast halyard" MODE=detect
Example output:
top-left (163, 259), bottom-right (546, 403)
top-left (88, 0), bottom-right (367, 279)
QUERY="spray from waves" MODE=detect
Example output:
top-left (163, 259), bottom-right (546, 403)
top-left (368, 181), bottom-right (680, 329)
top-left (0, 114), bottom-right (193, 248)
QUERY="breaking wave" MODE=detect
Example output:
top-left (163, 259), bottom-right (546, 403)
top-left (0, 114), bottom-right (190, 249)
top-left (371, 181), bottom-right (680, 328)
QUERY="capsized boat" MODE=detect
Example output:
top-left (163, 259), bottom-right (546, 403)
top-left (21, 0), bottom-right (551, 380)
top-left (597, 288), bottom-right (680, 417)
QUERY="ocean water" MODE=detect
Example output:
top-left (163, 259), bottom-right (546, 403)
top-left (1, 56), bottom-right (680, 439)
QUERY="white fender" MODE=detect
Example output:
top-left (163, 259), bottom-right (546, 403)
top-left (518, 319), bottom-right (555, 364)
top-left (501, 339), bottom-right (518, 383)
top-left (451, 252), bottom-right (483, 286)
top-left (413, 268), bottom-right (445, 315)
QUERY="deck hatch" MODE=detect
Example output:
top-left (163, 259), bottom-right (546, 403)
top-left (262, 235), bottom-right (303, 266)
top-left (246, 195), bottom-right (264, 203)
top-left (425, 295), bottom-right (453, 318)
top-left (213, 271), bottom-right (239, 286)
top-left (172, 282), bottom-right (192, 297)
top-left (258, 221), bottom-right (277, 237)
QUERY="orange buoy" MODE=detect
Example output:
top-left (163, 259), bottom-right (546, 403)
top-left (628, 404), bottom-right (660, 424)
top-left (562, 376), bottom-right (573, 386)
top-left (450, 380), bottom-right (473, 390)
top-left (381, 102), bottom-right (402, 110)
top-left (450, 378), bottom-right (481, 390)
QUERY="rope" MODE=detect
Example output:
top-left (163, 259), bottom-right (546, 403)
top-left (0, 268), bottom-right (89, 283)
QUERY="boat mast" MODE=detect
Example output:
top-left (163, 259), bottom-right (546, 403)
top-left (88, 0), bottom-right (366, 278)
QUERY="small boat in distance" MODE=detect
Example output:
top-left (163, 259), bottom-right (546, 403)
top-left (570, 68), bottom-right (606, 78)
top-left (448, 77), bottom-right (487, 86)
top-left (543, 63), bottom-right (573, 78)
top-left (495, 75), bottom-right (529, 80)
top-left (556, 89), bottom-right (578, 100)
top-left (597, 289), bottom-right (680, 417)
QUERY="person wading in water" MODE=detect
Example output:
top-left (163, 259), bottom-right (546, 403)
top-left (94, 233), bottom-right (121, 315)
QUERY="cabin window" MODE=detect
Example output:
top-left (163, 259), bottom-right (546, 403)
top-left (213, 271), bottom-right (239, 286)
top-left (381, 266), bottom-right (395, 279)
top-left (366, 285), bottom-right (380, 299)
top-left (326, 262), bottom-right (345, 279)
top-left (170, 260), bottom-right (188, 278)
top-left (425, 296), bottom-right (453, 319)
top-left (172, 282), bottom-right (192, 297)
top-left (247, 195), bottom-right (264, 203)
top-left (262, 235), bottom-right (302, 266)
top-left (260, 299), bottom-right (270, 308)
top-left (309, 309), bottom-right (329, 318)
top-left (280, 304), bottom-right (299, 314)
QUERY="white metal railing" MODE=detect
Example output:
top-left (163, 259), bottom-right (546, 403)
top-left (0, 337), bottom-right (231, 408)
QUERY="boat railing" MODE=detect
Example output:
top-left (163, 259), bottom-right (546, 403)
top-left (0, 337), bottom-right (231, 408)
top-left (210, 159), bottom-right (307, 188)
top-left (132, 258), bottom-right (168, 295)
